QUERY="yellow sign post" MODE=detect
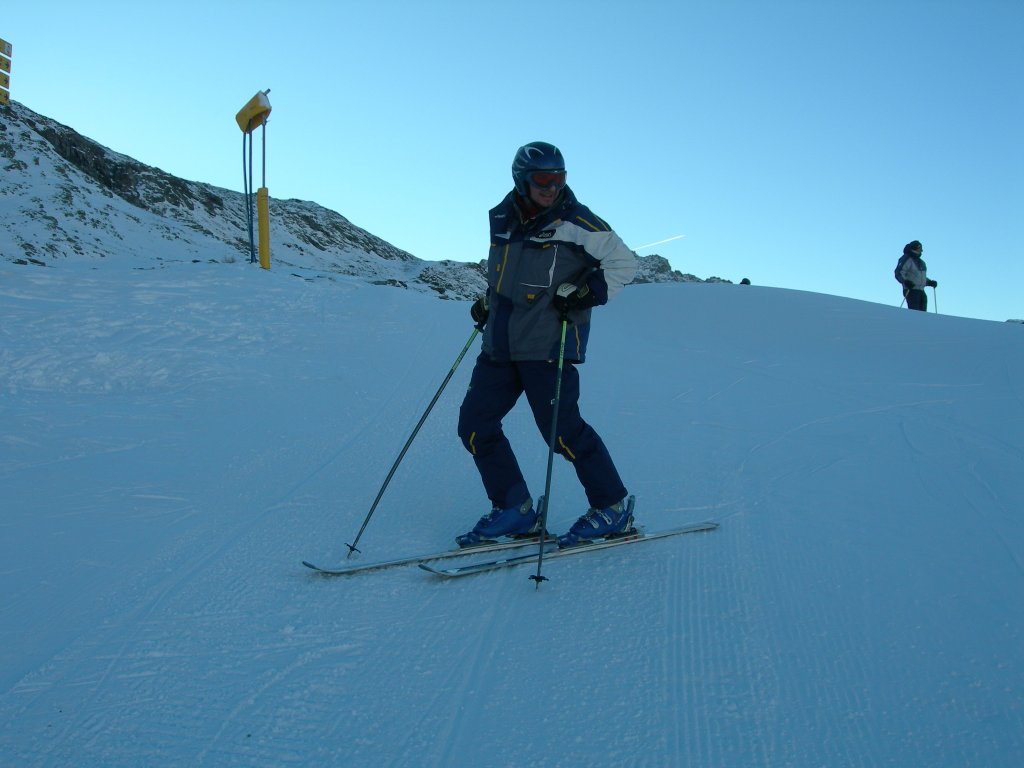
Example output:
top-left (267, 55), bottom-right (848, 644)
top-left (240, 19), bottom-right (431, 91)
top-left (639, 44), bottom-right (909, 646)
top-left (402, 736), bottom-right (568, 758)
top-left (0, 37), bottom-right (11, 106)
top-left (256, 188), bottom-right (271, 270)
top-left (235, 90), bottom-right (272, 269)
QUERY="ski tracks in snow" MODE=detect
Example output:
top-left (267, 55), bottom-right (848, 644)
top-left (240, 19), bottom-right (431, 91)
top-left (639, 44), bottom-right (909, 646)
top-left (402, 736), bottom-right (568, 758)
top-left (389, 578), bottom-right (521, 767)
top-left (651, 512), bottom-right (778, 766)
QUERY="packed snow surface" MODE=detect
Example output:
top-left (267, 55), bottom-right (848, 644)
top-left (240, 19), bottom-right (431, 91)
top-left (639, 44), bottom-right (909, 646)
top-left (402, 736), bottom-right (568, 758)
top-left (2, 260), bottom-right (1022, 767)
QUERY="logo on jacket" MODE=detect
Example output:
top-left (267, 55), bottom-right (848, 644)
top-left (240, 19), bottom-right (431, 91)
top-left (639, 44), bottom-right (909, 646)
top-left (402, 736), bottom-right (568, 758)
top-left (535, 229), bottom-right (555, 239)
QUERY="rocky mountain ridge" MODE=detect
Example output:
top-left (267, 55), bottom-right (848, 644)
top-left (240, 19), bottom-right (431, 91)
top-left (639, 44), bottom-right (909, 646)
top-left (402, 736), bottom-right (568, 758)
top-left (1, 100), bottom-right (708, 298)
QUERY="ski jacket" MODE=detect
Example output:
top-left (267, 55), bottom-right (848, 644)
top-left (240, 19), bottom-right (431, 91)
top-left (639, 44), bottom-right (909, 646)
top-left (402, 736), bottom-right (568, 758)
top-left (482, 186), bottom-right (637, 363)
top-left (895, 253), bottom-right (930, 289)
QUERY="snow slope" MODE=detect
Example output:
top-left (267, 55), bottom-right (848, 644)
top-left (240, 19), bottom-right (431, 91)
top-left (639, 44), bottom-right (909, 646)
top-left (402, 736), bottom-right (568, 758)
top-left (1, 260), bottom-right (1022, 767)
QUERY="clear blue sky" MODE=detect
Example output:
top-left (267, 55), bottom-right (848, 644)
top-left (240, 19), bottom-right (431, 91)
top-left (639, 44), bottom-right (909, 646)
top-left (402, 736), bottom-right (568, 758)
top-left (5, 1), bottom-right (1022, 321)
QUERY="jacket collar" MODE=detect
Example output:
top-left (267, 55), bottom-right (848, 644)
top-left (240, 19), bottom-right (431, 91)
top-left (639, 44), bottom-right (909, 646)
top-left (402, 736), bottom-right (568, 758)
top-left (507, 185), bottom-right (576, 229)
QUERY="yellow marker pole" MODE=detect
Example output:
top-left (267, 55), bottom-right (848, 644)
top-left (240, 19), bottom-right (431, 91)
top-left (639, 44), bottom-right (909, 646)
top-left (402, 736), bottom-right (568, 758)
top-left (235, 90), bottom-right (272, 268)
top-left (0, 37), bottom-right (11, 106)
top-left (257, 187), bottom-right (271, 270)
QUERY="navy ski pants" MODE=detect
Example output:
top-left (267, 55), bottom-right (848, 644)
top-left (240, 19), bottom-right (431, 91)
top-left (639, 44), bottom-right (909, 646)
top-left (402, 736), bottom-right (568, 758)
top-left (458, 354), bottom-right (627, 511)
top-left (906, 287), bottom-right (928, 311)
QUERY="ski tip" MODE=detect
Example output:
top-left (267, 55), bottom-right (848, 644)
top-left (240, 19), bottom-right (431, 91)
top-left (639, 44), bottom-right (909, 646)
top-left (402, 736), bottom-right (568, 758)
top-left (303, 561), bottom-right (357, 576)
top-left (418, 563), bottom-right (453, 576)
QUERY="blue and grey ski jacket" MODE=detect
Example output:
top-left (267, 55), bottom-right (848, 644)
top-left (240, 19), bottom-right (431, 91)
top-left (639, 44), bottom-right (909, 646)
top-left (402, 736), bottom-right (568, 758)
top-left (482, 186), bottom-right (637, 363)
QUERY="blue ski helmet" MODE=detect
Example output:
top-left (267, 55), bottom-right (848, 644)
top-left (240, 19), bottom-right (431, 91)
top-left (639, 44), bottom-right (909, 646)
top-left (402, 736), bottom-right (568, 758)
top-left (512, 141), bottom-right (565, 195)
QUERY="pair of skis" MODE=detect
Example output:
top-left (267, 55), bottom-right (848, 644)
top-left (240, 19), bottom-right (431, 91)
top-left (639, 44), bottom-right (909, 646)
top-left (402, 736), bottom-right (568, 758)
top-left (302, 534), bottom-right (553, 577)
top-left (303, 520), bottom-right (718, 580)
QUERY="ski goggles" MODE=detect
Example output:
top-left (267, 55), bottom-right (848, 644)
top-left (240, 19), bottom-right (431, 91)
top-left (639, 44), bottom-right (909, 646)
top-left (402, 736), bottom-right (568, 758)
top-left (528, 170), bottom-right (567, 190)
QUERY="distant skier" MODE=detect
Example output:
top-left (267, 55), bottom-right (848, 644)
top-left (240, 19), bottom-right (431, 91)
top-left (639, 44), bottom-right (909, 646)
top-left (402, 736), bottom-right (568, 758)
top-left (894, 240), bottom-right (938, 312)
top-left (456, 141), bottom-right (638, 549)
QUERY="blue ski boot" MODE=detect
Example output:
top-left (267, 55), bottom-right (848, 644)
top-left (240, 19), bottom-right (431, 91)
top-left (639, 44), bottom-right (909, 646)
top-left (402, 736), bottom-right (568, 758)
top-left (456, 498), bottom-right (540, 548)
top-left (557, 498), bottom-right (635, 548)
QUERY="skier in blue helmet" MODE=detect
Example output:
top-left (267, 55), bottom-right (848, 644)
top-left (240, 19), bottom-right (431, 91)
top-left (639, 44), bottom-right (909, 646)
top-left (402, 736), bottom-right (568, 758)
top-left (456, 141), bottom-right (638, 549)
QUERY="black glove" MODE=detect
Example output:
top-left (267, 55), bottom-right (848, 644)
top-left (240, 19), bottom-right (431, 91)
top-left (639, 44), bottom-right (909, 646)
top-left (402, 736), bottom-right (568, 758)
top-left (552, 282), bottom-right (599, 315)
top-left (903, 281), bottom-right (915, 291)
top-left (470, 296), bottom-right (489, 327)
top-left (927, 279), bottom-right (938, 288)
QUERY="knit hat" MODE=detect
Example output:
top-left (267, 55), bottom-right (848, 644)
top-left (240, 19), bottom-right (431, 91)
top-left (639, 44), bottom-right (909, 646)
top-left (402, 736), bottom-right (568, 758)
top-left (903, 240), bottom-right (923, 255)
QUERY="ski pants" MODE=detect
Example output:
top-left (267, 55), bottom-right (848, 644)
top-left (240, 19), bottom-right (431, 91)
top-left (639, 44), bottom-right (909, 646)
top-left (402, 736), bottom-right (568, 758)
top-left (906, 288), bottom-right (928, 311)
top-left (458, 354), bottom-right (627, 511)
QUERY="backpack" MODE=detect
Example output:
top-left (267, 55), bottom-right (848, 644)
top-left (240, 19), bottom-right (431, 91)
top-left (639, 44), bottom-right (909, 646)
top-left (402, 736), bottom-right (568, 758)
top-left (894, 254), bottom-right (910, 283)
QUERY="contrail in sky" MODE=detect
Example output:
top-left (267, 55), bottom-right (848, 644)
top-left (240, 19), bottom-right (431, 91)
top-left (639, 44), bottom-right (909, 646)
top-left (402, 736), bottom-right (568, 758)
top-left (632, 234), bottom-right (686, 251)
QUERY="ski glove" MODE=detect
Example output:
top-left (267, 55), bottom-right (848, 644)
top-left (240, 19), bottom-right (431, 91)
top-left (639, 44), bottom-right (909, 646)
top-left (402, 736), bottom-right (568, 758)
top-left (927, 279), bottom-right (938, 288)
top-left (903, 281), bottom-right (915, 291)
top-left (552, 282), bottom-right (599, 315)
top-left (470, 295), bottom-right (489, 327)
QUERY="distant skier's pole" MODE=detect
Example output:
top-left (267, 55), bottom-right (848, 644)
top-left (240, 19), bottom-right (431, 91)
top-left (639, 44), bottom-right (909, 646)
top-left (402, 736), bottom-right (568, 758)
top-left (530, 316), bottom-right (569, 589)
top-left (344, 326), bottom-right (480, 557)
top-left (932, 286), bottom-right (938, 314)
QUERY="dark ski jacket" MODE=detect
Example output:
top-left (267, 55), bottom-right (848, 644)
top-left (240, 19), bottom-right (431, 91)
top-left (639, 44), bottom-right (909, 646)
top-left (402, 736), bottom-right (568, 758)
top-left (482, 185), bottom-right (636, 363)
top-left (895, 253), bottom-right (930, 289)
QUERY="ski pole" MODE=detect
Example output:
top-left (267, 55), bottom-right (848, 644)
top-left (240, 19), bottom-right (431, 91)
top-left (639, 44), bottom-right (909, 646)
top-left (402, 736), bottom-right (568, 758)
top-left (932, 285), bottom-right (938, 314)
top-left (344, 326), bottom-right (480, 557)
top-left (530, 316), bottom-right (569, 588)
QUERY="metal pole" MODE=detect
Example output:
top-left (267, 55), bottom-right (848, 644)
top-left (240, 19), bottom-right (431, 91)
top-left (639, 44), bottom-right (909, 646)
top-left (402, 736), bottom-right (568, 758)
top-left (530, 317), bottom-right (569, 588)
top-left (344, 327), bottom-right (480, 557)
